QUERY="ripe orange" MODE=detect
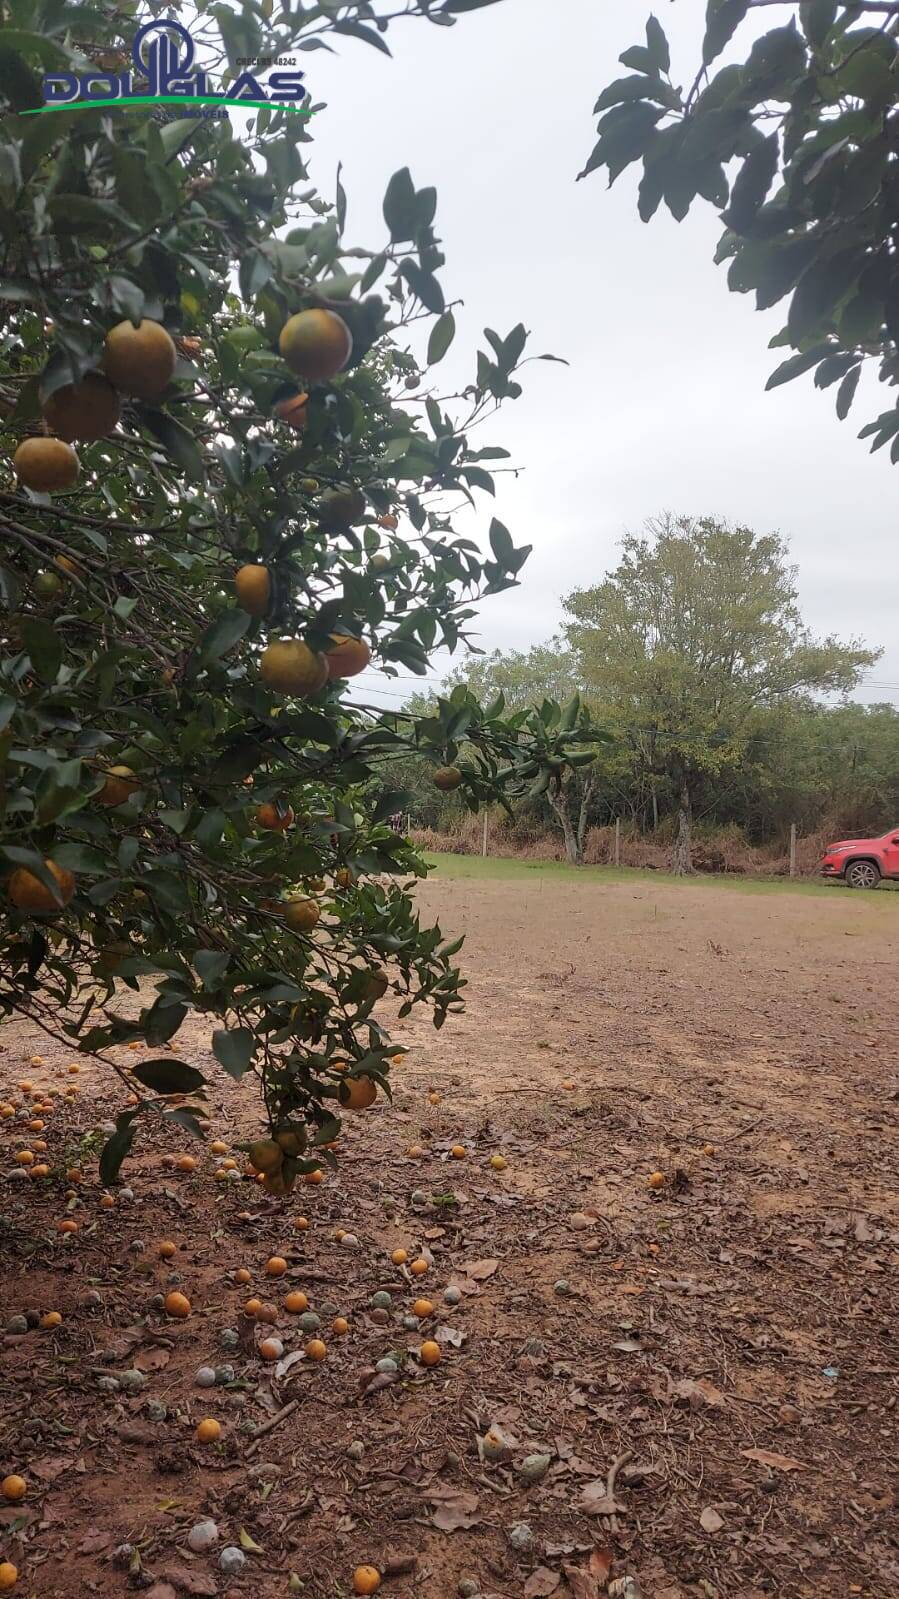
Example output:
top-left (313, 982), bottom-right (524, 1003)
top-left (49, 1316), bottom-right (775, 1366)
top-left (100, 1194), bottom-right (115, 1210)
top-left (305, 1168), bottom-right (323, 1185)
top-left (221, 1157), bottom-right (238, 1171)
top-left (561, 1081), bottom-right (576, 1091)
top-left (647, 1171), bottom-right (665, 1191)
top-left (293, 1216), bottom-right (309, 1231)
top-left (39, 1311), bottom-right (62, 1329)
top-left (244, 1298), bottom-right (263, 1318)
top-left (13, 436), bottom-right (79, 493)
top-left (265, 1256), bottom-right (288, 1277)
top-left (1, 1476), bottom-right (26, 1502)
top-left (278, 308), bottom-right (352, 383)
top-left (28, 1119), bottom-right (44, 1133)
top-left (18, 1081), bottom-right (32, 1092)
top-left (163, 1291), bottom-right (191, 1319)
top-left (352, 1568), bottom-right (381, 1596)
top-left (65, 1166), bottom-right (82, 1181)
top-left (427, 1092), bottom-right (441, 1105)
top-left (410, 1259), bottom-right (429, 1277)
top-left (378, 513), bottom-right (398, 530)
top-left (234, 563), bottom-right (272, 619)
top-left (210, 1140), bottom-right (228, 1155)
top-left (433, 766), bottom-right (462, 792)
top-left (324, 634), bottom-right (371, 680)
top-left (411, 1298), bottom-right (434, 1319)
top-left (273, 391), bottom-right (309, 430)
top-left (339, 1076), bottom-right (378, 1112)
top-left (332, 1316), bottom-right (349, 1336)
top-left (213, 1167), bottom-right (228, 1183)
top-left (335, 867), bottom-right (354, 889)
top-left (405, 1145), bottom-right (423, 1158)
top-left (97, 765), bottom-right (140, 808)
top-left (282, 896), bottom-right (321, 934)
top-left (43, 371), bottom-right (121, 442)
top-left (489, 1154), bottom-right (508, 1172)
top-left (257, 1303), bottom-right (278, 1324)
top-left (284, 1290), bottom-right (308, 1313)
top-left (103, 318), bottom-right (176, 400)
top-left (158, 1240), bottom-right (177, 1259)
top-left (259, 1337), bottom-right (282, 1362)
top-left (56, 1219), bottom-right (78, 1235)
top-left (30, 1165), bottom-right (50, 1179)
top-left (419, 1340), bottom-right (441, 1367)
top-left (260, 638), bottom-right (328, 697)
top-left (67, 1063), bottom-right (80, 1074)
top-left (702, 1143), bottom-right (716, 1157)
top-left (195, 1418), bottom-right (221, 1444)
top-left (175, 1155), bottom-right (197, 1173)
top-left (234, 1267), bottom-right (252, 1285)
top-left (8, 859), bottom-right (75, 914)
top-left (0, 1561), bottom-right (18, 1590)
top-left (305, 1338), bottom-right (327, 1361)
top-left (450, 1145), bottom-right (466, 1159)
top-left (15, 1151), bottom-right (34, 1167)
top-left (390, 1248), bottom-right (408, 1266)
top-left (256, 802), bottom-right (294, 832)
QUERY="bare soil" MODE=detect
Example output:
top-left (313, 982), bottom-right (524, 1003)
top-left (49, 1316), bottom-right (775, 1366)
top-left (1, 870), bottom-right (897, 1599)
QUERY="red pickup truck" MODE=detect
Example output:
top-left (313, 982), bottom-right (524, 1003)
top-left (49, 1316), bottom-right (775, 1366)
top-left (819, 826), bottom-right (899, 889)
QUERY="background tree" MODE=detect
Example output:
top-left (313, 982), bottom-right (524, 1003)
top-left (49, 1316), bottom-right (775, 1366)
top-left (0, 0), bottom-right (598, 1183)
top-left (563, 514), bottom-right (877, 872)
top-left (583, 4), bottom-right (899, 457)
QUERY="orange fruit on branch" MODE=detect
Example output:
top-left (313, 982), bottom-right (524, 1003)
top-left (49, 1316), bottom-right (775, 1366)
top-left (282, 896), bottom-right (321, 934)
top-left (103, 318), bottom-right (177, 399)
top-left (43, 372), bottom-right (120, 441)
top-left (234, 563), bottom-right (272, 618)
top-left (273, 391), bottom-right (309, 430)
top-left (260, 639), bottom-right (328, 697)
top-left (256, 802), bottom-right (294, 832)
top-left (433, 766), bottom-right (463, 791)
top-left (318, 484), bottom-right (366, 530)
top-left (13, 436), bottom-right (79, 493)
top-left (339, 1075), bottom-right (377, 1111)
top-left (97, 765), bottom-right (140, 807)
top-left (8, 860), bottom-right (75, 914)
top-left (324, 634), bottom-right (371, 679)
top-left (278, 308), bottom-right (352, 383)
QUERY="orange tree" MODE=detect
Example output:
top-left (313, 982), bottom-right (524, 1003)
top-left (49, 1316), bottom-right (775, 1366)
top-left (0, 1), bottom-right (596, 1185)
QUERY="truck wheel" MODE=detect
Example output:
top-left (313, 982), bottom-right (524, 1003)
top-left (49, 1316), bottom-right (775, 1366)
top-left (845, 859), bottom-right (880, 889)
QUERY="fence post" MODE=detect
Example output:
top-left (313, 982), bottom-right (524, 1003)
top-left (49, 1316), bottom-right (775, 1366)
top-left (481, 810), bottom-right (489, 858)
top-left (789, 822), bottom-right (797, 879)
top-left (614, 817), bottom-right (621, 867)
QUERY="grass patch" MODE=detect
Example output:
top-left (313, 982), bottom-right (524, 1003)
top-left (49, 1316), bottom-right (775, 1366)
top-left (422, 851), bottom-right (899, 900)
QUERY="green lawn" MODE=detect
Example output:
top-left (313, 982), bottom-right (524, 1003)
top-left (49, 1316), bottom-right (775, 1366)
top-left (421, 850), bottom-right (898, 899)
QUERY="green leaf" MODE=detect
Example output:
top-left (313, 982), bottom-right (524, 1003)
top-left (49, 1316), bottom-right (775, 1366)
top-left (578, 103), bottom-right (664, 184)
top-left (646, 14), bottom-right (671, 75)
top-left (212, 1027), bottom-right (256, 1079)
top-left (332, 19), bottom-right (391, 56)
top-left (765, 344), bottom-right (832, 390)
top-left (142, 410), bottom-right (205, 481)
top-left (722, 134), bottom-right (779, 235)
top-left (198, 608), bottom-right (251, 664)
top-left (703, 0), bottom-right (749, 68)
top-left (399, 260), bottom-right (445, 314)
top-left (835, 364), bottom-right (861, 420)
top-left (383, 167), bottom-right (418, 242)
top-left (427, 310), bottom-right (456, 366)
top-left (194, 949), bottom-right (230, 989)
top-left (21, 618), bottom-right (61, 684)
top-left (132, 1058), bottom-right (206, 1096)
top-left (593, 75), bottom-right (678, 113)
top-left (799, 0), bottom-right (837, 48)
top-left (99, 1110), bottom-right (138, 1186)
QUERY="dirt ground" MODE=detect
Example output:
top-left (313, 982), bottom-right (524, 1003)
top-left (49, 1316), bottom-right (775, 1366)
top-left (1, 868), bottom-right (897, 1599)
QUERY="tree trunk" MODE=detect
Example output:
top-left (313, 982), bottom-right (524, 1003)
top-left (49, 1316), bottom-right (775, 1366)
top-left (549, 776), bottom-right (582, 865)
top-left (576, 773), bottom-right (595, 859)
top-left (672, 779), bottom-right (693, 876)
top-left (651, 785), bottom-right (659, 832)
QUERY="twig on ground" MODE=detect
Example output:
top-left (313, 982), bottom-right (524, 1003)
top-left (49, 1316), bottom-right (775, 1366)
top-left (245, 1396), bottom-right (300, 1456)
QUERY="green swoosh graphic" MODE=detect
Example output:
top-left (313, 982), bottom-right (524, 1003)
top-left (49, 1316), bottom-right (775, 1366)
top-left (23, 94), bottom-right (315, 116)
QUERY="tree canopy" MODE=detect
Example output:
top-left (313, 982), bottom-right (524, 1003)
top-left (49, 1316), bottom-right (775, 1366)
top-left (0, 0), bottom-right (596, 1184)
top-left (583, 3), bottom-right (899, 457)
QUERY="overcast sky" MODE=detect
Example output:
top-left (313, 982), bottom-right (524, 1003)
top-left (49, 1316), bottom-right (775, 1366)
top-left (272, 0), bottom-right (898, 708)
